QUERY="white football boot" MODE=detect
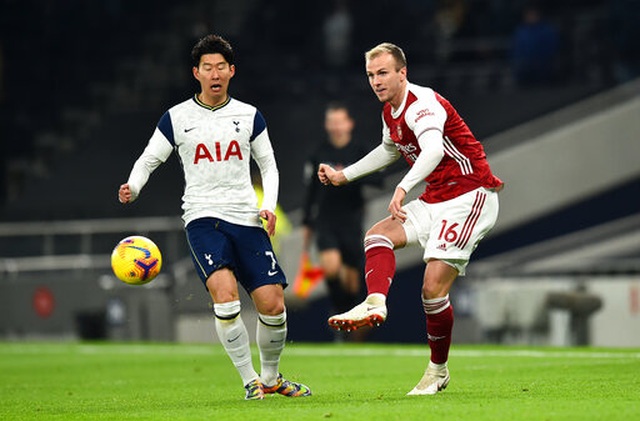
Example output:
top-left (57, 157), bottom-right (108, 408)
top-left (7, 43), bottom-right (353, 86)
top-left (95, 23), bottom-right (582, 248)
top-left (407, 365), bottom-right (450, 396)
top-left (327, 293), bottom-right (387, 332)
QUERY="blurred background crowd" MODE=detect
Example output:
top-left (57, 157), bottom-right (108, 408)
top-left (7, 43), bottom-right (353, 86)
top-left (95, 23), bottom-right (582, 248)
top-left (1, 0), bottom-right (638, 213)
top-left (0, 0), bottom-right (638, 345)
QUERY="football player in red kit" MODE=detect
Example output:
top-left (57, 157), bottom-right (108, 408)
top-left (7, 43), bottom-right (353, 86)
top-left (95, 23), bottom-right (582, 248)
top-left (318, 42), bottom-right (503, 396)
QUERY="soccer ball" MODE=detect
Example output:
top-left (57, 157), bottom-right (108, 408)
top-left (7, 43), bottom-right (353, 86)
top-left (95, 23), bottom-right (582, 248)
top-left (111, 235), bottom-right (162, 285)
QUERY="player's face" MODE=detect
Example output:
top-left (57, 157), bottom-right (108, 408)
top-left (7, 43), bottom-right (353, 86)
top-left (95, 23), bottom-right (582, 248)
top-left (324, 108), bottom-right (354, 147)
top-left (193, 53), bottom-right (235, 107)
top-left (366, 53), bottom-right (407, 109)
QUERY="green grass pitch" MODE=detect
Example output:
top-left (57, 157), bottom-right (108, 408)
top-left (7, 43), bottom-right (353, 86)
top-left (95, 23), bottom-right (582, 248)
top-left (1, 342), bottom-right (639, 420)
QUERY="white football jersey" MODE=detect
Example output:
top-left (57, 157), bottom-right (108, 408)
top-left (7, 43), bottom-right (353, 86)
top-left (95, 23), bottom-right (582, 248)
top-left (126, 95), bottom-right (279, 227)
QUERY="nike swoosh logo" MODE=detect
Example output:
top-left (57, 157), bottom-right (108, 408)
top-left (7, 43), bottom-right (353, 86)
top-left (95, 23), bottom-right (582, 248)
top-left (227, 334), bottom-right (241, 343)
top-left (427, 334), bottom-right (446, 341)
top-left (184, 127), bottom-right (197, 133)
top-left (268, 270), bottom-right (278, 276)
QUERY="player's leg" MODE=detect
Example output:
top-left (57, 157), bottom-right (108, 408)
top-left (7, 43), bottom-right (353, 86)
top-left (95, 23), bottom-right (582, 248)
top-left (318, 248), bottom-right (352, 342)
top-left (340, 223), bottom-right (366, 302)
top-left (316, 226), bottom-right (355, 314)
top-left (250, 283), bottom-right (286, 386)
top-left (319, 248), bottom-right (354, 313)
top-left (342, 265), bottom-right (361, 300)
top-left (407, 259), bottom-right (456, 395)
top-left (339, 232), bottom-right (370, 341)
top-left (186, 217), bottom-right (261, 400)
top-left (251, 284), bottom-right (312, 397)
top-left (206, 269), bottom-right (263, 399)
top-left (327, 216), bottom-right (406, 331)
top-left (408, 188), bottom-right (499, 395)
top-left (232, 225), bottom-right (311, 397)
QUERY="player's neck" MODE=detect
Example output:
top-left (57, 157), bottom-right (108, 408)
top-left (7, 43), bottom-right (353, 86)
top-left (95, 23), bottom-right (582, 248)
top-left (330, 135), bottom-right (351, 148)
top-left (389, 81), bottom-right (408, 112)
top-left (197, 92), bottom-right (229, 108)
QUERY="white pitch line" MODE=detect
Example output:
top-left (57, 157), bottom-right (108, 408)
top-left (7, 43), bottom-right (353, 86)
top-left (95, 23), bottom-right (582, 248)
top-left (1, 344), bottom-right (639, 360)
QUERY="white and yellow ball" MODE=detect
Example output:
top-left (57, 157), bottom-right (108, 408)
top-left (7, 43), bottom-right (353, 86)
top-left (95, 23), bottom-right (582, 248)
top-left (111, 235), bottom-right (162, 285)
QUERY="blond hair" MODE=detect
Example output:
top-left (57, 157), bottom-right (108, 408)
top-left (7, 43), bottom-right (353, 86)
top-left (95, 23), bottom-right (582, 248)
top-left (364, 42), bottom-right (407, 70)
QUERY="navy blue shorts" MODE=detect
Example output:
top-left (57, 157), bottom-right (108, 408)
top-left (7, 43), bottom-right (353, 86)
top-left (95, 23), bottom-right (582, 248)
top-left (185, 217), bottom-right (287, 293)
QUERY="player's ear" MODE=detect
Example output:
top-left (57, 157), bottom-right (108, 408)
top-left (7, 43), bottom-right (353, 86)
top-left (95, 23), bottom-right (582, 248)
top-left (229, 64), bottom-right (236, 78)
top-left (399, 66), bottom-right (407, 81)
top-left (192, 66), bottom-right (200, 80)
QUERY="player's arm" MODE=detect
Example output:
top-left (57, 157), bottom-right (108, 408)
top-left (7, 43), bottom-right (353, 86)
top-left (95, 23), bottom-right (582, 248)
top-left (250, 123), bottom-right (279, 237)
top-left (396, 129), bottom-right (444, 194)
top-left (119, 124), bottom-right (174, 204)
top-left (319, 141), bottom-right (399, 187)
top-left (388, 129), bottom-right (444, 221)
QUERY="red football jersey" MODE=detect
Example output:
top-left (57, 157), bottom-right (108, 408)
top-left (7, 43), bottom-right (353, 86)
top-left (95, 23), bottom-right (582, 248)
top-left (382, 83), bottom-right (503, 203)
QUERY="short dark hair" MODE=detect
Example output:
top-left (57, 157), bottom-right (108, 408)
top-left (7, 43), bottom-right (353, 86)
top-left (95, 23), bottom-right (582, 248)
top-left (326, 101), bottom-right (350, 114)
top-left (191, 34), bottom-right (234, 68)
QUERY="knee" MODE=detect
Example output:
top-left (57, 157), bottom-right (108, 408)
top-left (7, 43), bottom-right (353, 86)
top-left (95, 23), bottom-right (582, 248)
top-left (259, 301), bottom-right (286, 316)
top-left (206, 268), bottom-right (239, 302)
top-left (365, 226), bottom-right (383, 237)
top-left (422, 282), bottom-right (450, 300)
top-left (421, 276), bottom-right (446, 300)
top-left (254, 292), bottom-right (286, 315)
top-left (421, 284), bottom-right (437, 300)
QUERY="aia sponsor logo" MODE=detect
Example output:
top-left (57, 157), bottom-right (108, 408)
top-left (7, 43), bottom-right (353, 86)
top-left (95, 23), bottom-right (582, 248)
top-left (193, 140), bottom-right (243, 164)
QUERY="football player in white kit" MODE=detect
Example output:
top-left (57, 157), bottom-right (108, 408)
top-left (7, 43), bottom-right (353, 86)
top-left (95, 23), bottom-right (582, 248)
top-left (319, 43), bottom-right (504, 396)
top-left (118, 34), bottom-right (311, 400)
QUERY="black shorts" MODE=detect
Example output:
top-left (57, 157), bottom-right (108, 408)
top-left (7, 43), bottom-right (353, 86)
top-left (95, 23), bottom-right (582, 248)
top-left (315, 218), bottom-right (364, 270)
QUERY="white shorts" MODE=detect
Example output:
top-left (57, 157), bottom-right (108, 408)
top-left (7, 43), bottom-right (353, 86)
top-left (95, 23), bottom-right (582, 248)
top-left (402, 187), bottom-right (499, 276)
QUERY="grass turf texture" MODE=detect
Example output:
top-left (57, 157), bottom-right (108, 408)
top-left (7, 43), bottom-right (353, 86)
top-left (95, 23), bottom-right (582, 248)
top-left (1, 342), bottom-right (639, 420)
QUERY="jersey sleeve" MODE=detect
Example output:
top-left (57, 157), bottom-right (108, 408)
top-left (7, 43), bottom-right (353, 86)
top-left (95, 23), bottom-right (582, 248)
top-left (396, 129), bottom-right (444, 194)
top-left (250, 110), bottom-right (267, 141)
top-left (126, 119), bottom-right (174, 201)
top-left (342, 112), bottom-right (399, 181)
top-left (395, 100), bottom-right (446, 193)
top-left (342, 142), bottom-right (399, 182)
top-left (250, 128), bottom-right (279, 213)
top-left (406, 95), bottom-right (447, 139)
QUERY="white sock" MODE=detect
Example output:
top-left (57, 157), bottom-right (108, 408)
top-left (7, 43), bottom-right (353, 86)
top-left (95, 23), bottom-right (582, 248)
top-left (366, 293), bottom-right (387, 306)
top-left (214, 301), bottom-right (258, 386)
top-left (256, 312), bottom-right (287, 386)
top-left (428, 360), bottom-right (448, 372)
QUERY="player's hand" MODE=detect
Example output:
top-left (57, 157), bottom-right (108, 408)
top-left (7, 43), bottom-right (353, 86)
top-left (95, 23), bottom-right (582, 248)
top-left (318, 163), bottom-right (348, 186)
top-left (118, 183), bottom-right (132, 204)
top-left (388, 187), bottom-right (407, 222)
top-left (260, 209), bottom-right (277, 237)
